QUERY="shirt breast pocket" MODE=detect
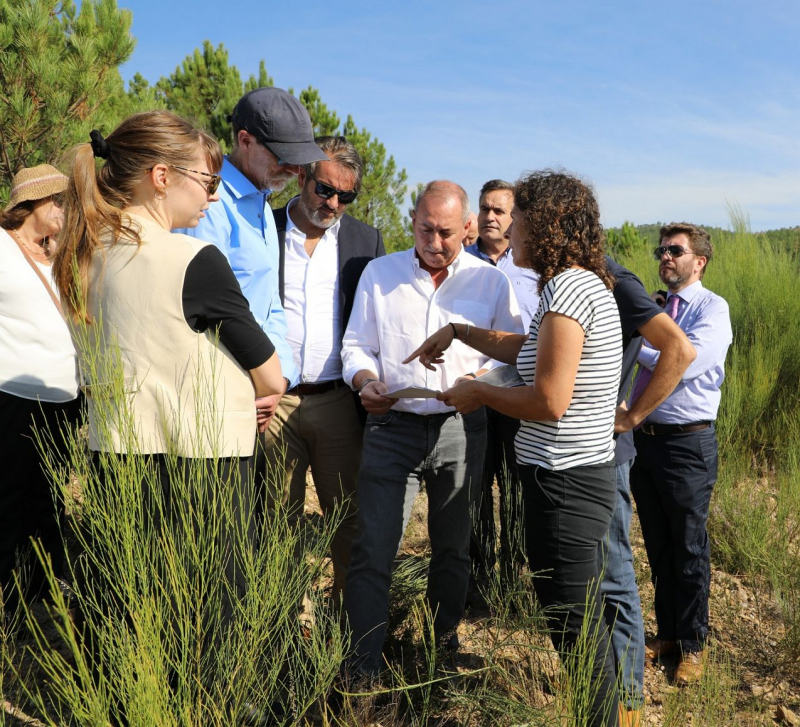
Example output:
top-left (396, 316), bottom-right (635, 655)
top-left (451, 299), bottom-right (492, 328)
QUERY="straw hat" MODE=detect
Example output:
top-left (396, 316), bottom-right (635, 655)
top-left (4, 164), bottom-right (68, 212)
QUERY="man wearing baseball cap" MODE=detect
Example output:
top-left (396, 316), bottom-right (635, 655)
top-left (180, 87), bottom-right (327, 422)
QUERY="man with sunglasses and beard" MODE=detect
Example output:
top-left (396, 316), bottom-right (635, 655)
top-left (628, 223), bottom-right (732, 687)
top-left (259, 137), bottom-right (384, 608)
top-left (179, 87), bottom-right (328, 422)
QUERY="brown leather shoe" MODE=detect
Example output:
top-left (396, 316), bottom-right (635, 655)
top-left (644, 637), bottom-right (678, 661)
top-left (675, 649), bottom-right (706, 685)
top-left (618, 704), bottom-right (643, 726)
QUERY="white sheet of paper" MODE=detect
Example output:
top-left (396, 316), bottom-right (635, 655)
top-left (474, 365), bottom-right (526, 388)
top-left (385, 386), bottom-right (441, 399)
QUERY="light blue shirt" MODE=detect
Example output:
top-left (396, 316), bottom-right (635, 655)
top-left (178, 157), bottom-right (299, 387)
top-left (464, 241), bottom-right (540, 330)
top-left (637, 280), bottom-right (732, 424)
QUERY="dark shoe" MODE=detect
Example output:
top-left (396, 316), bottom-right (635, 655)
top-left (675, 649), bottom-right (706, 685)
top-left (644, 637), bottom-right (678, 661)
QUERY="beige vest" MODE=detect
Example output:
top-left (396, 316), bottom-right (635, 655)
top-left (78, 214), bottom-right (257, 457)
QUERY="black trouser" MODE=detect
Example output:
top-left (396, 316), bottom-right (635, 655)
top-left (78, 453), bottom-right (254, 718)
top-left (0, 390), bottom-right (82, 612)
top-left (471, 409), bottom-right (525, 576)
top-left (630, 426), bottom-right (717, 653)
top-left (87, 452), bottom-right (254, 625)
top-left (522, 459), bottom-right (619, 727)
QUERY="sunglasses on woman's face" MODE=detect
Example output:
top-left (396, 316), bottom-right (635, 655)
top-left (172, 166), bottom-right (222, 195)
top-left (309, 174), bottom-right (358, 204)
top-left (653, 245), bottom-right (696, 260)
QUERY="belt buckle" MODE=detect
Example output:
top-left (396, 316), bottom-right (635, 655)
top-left (641, 422), bottom-right (655, 436)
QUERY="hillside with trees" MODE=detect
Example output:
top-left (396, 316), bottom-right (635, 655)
top-left (0, 0), bottom-right (410, 251)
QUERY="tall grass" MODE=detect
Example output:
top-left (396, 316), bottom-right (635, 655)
top-left (617, 211), bottom-right (800, 676)
top-left (1, 309), bottom-right (345, 725)
top-left (4, 211), bottom-right (799, 725)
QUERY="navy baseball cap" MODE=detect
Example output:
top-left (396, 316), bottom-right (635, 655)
top-left (229, 87), bottom-right (327, 165)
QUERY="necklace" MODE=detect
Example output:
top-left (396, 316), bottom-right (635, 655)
top-left (9, 228), bottom-right (49, 259)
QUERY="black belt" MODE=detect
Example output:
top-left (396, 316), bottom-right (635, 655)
top-left (286, 379), bottom-right (345, 397)
top-left (640, 421), bottom-right (711, 436)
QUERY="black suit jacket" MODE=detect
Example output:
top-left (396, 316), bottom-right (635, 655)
top-left (274, 204), bottom-right (385, 421)
top-left (274, 204), bottom-right (385, 330)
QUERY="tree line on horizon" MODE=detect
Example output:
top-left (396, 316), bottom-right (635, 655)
top-left (1, 0), bottom-right (796, 258)
top-left (0, 0), bottom-right (410, 251)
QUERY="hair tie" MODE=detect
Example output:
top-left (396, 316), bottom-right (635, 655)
top-left (89, 130), bottom-right (110, 160)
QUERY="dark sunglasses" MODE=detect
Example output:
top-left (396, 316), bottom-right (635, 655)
top-left (173, 166), bottom-right (221, 195)
top-left (653, 245), bottom-right (696, 260)
top-left (309, 174), bottom-right (358, 204)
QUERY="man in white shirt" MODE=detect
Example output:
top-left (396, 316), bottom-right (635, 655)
top-left (258, 137), bottom-right (384, 605)
top-left (341, 181), bottom-right (523, 676)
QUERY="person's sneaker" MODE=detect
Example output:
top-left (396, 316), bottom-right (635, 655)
top-left (644, 637), bottom-right (678, 661)
top-left (675, 649), bottom-right (706, 685)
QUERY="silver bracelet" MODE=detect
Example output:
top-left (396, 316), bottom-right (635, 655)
top-left (358, 377), bottom-right (379, 396)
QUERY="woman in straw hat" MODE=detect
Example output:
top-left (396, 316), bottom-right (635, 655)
top-left (0, 164), bottom-right (81, 615)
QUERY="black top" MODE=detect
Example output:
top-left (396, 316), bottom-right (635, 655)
top-left (182, 245), bottom-right (275, 370)
top-left (607, 256), bottom-right (663, 465)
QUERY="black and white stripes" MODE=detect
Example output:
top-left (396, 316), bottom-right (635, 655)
top-left (516, 268), bottom-right (622, 471)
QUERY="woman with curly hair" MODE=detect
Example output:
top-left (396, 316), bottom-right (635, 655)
top-left (406, 170), bottom-right (623, 726)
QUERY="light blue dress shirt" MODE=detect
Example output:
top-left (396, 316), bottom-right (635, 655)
top-left (464, 241), bottom-right (540, 330)
top-left (178, 157), bottom-right (299, 387)
top-left (637, 280), bottom-right (732, 424)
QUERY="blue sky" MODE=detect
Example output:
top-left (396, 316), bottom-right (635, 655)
top-left (118, 0), bottom-right (800, 231)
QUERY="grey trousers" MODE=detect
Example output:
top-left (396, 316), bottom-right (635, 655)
top-left (343, 407), bottom-right (487, 675)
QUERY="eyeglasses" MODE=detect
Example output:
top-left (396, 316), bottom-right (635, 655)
top-left (309, 174), bottom-right (358, 204)
top-left (172, 166), bottom-right (221, 195)
top-left (653, 245), bottom-right (696, 260)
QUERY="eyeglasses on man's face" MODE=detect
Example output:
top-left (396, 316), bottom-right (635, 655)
top-left (653, 245), bottom-right (696, 260)
top-left (309, 173), bottom-right (358, 204)
top-left (172, 166), bottom-right (221, 195)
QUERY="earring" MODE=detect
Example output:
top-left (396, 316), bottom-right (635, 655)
top-left (154, 188), bottom-right (168, 201)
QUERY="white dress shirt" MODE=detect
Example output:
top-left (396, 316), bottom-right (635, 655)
top-left (283, 201), bottom-right (343, 383)
top-left (342, 247), bottom-right (523, 415)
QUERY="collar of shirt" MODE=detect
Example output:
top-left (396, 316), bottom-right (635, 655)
top-left (410, 245), bottom-right (465, 282)
top-left (464, 240), bottom-right (511, 266)
top-left (668, 279), bottom-right (703, 306)
top-left (220, 156), bottom-right (271, 199)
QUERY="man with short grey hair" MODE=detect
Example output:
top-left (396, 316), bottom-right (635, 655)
top-left (259, 136), bottom-right (384, 605)
top-left (341, 180), bottom-right (523, 676)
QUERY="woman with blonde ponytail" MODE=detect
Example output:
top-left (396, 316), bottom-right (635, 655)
top-left (55, 110), bottom-right (283, 455)
top-left (53, 113), bottom-right (285, 696)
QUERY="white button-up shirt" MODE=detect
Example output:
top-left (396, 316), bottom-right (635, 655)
top-left (283, 201), bottom-right (343, 383)
top-left (342, 247), bottom-right (524, 415)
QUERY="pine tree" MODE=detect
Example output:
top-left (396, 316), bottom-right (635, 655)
top-left (154, 40), bottom-right (246, 153)
top-left (151, 42), bottom-right (408, 247)
top-left (342, 114), bottom-right (409, 252)
top-left (0, 0), bottom-right (135, 195)
top-left (607, 220), bottom-right (646, 258)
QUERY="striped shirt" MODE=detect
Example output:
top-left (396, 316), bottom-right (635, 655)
top-left (515, 268), bottom-right (622, 471)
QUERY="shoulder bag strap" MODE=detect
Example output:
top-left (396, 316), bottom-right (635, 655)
top-left (10, 235), bottom-right (66, 320)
